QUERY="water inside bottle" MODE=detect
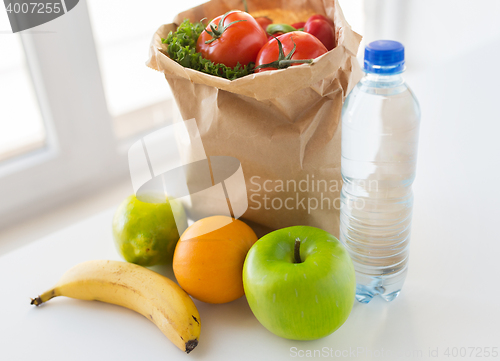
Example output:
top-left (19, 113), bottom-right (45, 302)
top-left (340, 73), bottom-right (421, 303)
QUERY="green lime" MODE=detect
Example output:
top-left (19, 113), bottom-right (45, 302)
top-left (112, 194), bottom-right (187, 267)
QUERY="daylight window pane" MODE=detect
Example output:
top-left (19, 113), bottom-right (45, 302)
top-left (0, 12), bottom-right (46, 162)
top-left (87, 0), bottom-right (206, 137)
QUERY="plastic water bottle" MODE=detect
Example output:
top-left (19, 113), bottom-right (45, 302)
top-left (339, 40), bottom-right (421, 303)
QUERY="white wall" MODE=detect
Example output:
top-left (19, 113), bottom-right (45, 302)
top-left (364, 0), bottom-right (500, 69)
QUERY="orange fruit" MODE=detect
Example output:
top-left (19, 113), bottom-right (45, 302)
top-left (173, 216), bottom-right (258, 304)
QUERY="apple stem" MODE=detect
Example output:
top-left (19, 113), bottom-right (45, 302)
top-left (294, 238), bottom-right (302, 263)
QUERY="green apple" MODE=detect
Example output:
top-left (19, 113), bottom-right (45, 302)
top-left (112, 194), bottom-right (187, 267)
top-left (242, 226), bottom-right (355, 340)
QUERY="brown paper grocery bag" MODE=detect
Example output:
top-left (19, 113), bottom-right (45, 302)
top-left (147, 0), bottom-right (362, 237)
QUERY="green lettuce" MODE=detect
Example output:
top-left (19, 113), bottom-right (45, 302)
top-left (161, 19), bottom-right (254, 80)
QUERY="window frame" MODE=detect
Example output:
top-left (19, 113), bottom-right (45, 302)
top-left (0, 1), bottom-right (131, 229)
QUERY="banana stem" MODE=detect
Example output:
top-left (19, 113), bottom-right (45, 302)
top-left (31, 288), bottom-right (59, 306)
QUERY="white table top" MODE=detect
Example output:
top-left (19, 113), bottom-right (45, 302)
top-left (2, 40), bottom-right (500, 361)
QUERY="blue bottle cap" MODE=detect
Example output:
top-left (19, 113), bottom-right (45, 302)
top-left (364, 40), bottom-right (405, 74)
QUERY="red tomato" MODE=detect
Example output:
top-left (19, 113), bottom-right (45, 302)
top-left (196, 10), bottom-right (268, 68)
top-left (255, 31), bottom-right (328, 73)
top-left (255, 16), bottom-right (273, 32)
top-left (291, 21), bottom-right (306, 30)
top-left (304, 18), bottom-right (335, 51)
top-left (307, 14), bottom-right (334, 28)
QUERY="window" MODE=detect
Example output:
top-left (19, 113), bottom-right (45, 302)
top-left (86, 0), bottom-right (206, 138)
top-left (0, 2), bottom-right (125, 227)
top-left (0, 0), bottom-right (208, 227)
top-left (0, 12), bottom-right (45, 162)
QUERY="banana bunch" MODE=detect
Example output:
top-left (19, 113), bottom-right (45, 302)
top-left (31, 260), bottom-right (200, 353)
